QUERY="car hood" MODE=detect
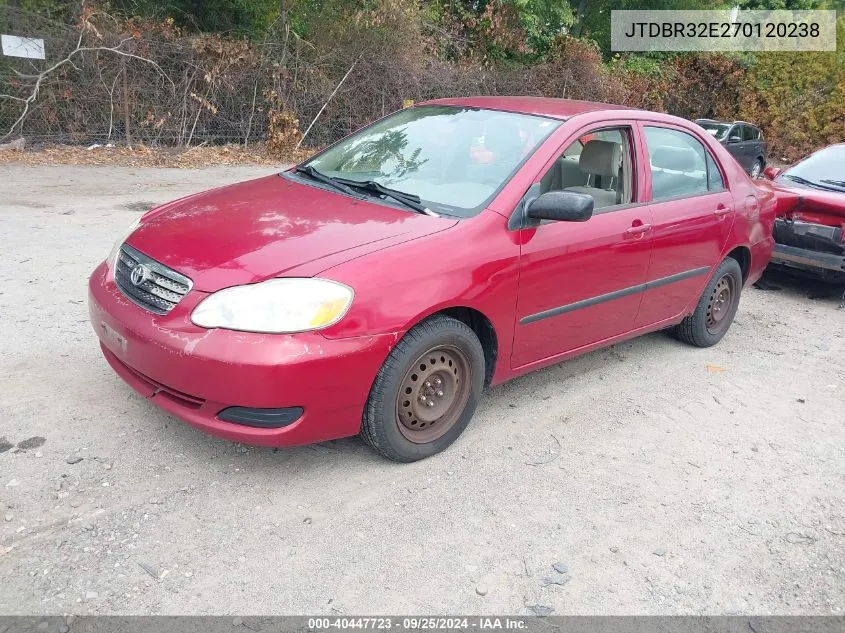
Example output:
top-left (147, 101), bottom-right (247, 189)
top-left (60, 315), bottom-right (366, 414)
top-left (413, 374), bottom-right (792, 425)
top-left (758, 178), bottom-right (845, 227)
top-left (126, 173), bottom-right (458, 292)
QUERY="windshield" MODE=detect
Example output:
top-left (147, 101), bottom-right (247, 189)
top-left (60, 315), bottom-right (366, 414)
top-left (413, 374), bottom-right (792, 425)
top-left (780, 146), bottom-right (845, 192)
top-left (302, 105), bottom-right (560, 216)
top-left (697, 121), bottom-right (730, 140)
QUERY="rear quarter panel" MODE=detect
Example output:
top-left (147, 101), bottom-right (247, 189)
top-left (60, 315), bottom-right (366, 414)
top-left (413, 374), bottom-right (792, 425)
top-left (735, 176), bottom-right (778, 285)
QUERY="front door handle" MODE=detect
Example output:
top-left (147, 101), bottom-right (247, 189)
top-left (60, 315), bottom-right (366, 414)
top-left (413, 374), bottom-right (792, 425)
top-left (625, 223), bottom-right (652, 236)
top-left (714, 205), bottom-right (732, 217)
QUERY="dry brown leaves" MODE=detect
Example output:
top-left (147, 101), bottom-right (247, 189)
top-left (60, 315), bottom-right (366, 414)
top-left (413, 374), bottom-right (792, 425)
top-left (0, 143), bottom-right (316, 168)
top-left (267, 110), bottom-right (303, 159)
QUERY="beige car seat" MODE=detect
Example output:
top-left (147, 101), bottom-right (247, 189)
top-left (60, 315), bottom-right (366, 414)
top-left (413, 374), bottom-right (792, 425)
top-left (564, 140), bottom-right (621, 209)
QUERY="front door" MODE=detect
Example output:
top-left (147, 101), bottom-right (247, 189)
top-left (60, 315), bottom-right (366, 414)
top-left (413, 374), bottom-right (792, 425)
top-left (511, 124), bottom-right (654, 369)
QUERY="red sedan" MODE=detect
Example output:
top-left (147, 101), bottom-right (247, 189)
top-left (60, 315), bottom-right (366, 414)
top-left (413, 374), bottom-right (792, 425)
top-left (88, 97), bottom-right (777, 462)
top-left (761, 144), bottom-right (845, 284)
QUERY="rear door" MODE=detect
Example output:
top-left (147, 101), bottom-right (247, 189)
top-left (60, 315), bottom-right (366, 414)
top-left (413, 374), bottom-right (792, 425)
top-left (633, 123), bottom-right (736, 328)
top-left (511, 122), bottom-right (653, 368)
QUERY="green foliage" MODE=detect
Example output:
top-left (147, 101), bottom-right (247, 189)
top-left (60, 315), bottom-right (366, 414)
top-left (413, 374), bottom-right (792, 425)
top-left (104, 0), bottom-right (282, 35)
top-left (571, 0), bottom-right (727, 59)
top-left (429, 0), bottom-right (574, 62)
top-left (737, 14), bottom-right (844, 159)
top-left (13, 0), bottom-right (78, 22)
top-left (511, 0), bottom-right (576, 56)
top-left (614, 53), bottom-right (665, 76)
top-left (283, 0), bottom-right (349, 40)
top-left (736, 0), bottom-right (826, 9)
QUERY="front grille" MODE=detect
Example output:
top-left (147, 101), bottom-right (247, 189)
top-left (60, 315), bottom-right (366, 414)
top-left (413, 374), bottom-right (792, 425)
top-left (114, 244), bottom-right (192, 315)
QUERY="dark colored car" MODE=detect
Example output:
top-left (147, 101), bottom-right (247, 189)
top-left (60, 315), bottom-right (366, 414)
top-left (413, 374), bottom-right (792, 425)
top-left (696, 119), bottom-right (767, 178)
top-left (89, 97), bottom-right (777, 462)
top-left (760, 144), bottom-right (845, 284)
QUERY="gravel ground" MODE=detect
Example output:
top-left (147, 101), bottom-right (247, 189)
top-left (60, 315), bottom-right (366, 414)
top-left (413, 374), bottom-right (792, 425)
top-left (1, 165), bottom-right (844, 616)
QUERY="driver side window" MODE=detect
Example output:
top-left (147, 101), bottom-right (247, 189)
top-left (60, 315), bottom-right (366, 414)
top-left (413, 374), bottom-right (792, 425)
top-left (538, 127), bottom-right (634, 213)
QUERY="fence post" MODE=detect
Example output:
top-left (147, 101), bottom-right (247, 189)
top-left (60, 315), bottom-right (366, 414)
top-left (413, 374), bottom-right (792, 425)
top-left (122, 61), bottom-right (131, 147)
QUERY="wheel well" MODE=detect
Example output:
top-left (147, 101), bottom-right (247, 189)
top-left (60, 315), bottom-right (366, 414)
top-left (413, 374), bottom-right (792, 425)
top-left (439, 307), bottom-right (498, 387)
top-left (727, 246), bottom-right (751, 283)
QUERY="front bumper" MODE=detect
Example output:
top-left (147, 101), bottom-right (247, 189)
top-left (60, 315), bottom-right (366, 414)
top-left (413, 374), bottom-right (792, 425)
top-left (88, 262), bottom-right (394, 446)
top-left (770, 243), bottom-right (845, 278)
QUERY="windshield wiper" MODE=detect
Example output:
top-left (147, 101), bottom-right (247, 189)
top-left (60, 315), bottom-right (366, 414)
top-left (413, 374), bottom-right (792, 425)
top-left (819, 179), bottom-right (845, 191)
top-left (781, 174), bottom-right (845, 192)
top-left (334, 178), bottom-right (437, 216)
top-left (293, 165), bottom-right (363, 198)
top-left (782, 174), bottom-right (830, 190)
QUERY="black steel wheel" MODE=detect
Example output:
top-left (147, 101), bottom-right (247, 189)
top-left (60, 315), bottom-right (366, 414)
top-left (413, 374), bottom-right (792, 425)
top-left (395, 345), bottom-right (471, 444)
top-left (361, 315), bottom-right (485, 462)
top-left (674, 257), bottom-right (743, 348)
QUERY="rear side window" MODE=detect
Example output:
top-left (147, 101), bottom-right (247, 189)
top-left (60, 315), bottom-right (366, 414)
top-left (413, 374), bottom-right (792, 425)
top-left (743, 125), bottom-right (759, 141)
top-left (706, 152), bottom-right (724, 191)
top-left (644, 126), bottom-right (710, 201)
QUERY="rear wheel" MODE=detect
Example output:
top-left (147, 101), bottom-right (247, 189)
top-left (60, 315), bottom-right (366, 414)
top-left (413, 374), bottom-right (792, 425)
top-left (750, 159), bottom-right (763, 179)
top-left (361, 315), bottom-right (485, 462)
top-left (674, 257), bottom-right (743, 347)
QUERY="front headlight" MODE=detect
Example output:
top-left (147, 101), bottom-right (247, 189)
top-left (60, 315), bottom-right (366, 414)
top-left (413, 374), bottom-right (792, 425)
top-left (107, 217), bottom-right (142, 273)
top-left (191, 278), bottom-right (354, 334)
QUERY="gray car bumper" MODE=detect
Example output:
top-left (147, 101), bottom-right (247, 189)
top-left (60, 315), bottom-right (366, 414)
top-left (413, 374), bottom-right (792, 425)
top-left (771, 243), bottom-right (845, 275)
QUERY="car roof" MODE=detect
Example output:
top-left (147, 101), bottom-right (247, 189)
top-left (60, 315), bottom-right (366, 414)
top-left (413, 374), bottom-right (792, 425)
top-left (807, 143), bottom-right (845, 155)
top-left (417, 96), bottom-right (642, 120)
top-left (696, 118), bottom-right (759, 128)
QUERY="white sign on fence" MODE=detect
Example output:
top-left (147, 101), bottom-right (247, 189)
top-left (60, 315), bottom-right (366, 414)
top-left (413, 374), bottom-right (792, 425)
top-left (1, 34), bottom-right (46, 59)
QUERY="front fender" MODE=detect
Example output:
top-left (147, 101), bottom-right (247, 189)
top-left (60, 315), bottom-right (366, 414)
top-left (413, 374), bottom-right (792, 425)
top-left (316, 212), bottom-right (521, 384)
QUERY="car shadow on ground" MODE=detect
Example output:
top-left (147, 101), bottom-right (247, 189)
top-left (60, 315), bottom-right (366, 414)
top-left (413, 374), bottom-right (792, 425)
top-left (119, 267), bottom-right (845, 469)
top-left (145, 332), bottom-right (668, 470)
top-left (754, 267), bottom-right (845, 308)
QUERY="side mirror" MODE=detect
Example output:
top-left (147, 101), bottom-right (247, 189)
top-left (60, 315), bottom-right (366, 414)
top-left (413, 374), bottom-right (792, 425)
top-left (762, 165), bottom-right (781, 180)
top-left (727, 135), bottom-right (742, 144)
top-left (526, 191), bottom-right (594, 223)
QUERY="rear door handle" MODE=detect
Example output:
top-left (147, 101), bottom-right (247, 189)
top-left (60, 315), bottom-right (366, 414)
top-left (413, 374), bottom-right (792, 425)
top-left (714, 205), bottom-right (732, 217)
top-left (625, 223), bottom-right (652, 236)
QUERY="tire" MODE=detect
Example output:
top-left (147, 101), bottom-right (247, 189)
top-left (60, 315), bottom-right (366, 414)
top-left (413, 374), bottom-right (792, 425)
top-left (750, 159), bottom-right (763, 179)
top-left (674, 257), bottom-right (743, 348)
top-left (361, 315), bottom-right (485, 462)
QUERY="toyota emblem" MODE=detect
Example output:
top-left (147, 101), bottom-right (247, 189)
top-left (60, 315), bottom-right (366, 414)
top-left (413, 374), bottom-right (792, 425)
top-left (130, 263), bottom-right (151, 286)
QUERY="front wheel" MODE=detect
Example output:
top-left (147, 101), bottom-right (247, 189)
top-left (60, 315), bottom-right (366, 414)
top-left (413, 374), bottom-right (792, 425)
top-left (361, 315), bottom-right (485, 462)
top-left (674, 257), bottom-right (743, 348)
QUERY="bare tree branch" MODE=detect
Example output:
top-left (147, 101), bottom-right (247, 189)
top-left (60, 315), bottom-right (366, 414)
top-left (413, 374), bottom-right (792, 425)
top-left (1, 34), bottom-right (174, 141)
top-left (296, 54), bottom-right (361, 149)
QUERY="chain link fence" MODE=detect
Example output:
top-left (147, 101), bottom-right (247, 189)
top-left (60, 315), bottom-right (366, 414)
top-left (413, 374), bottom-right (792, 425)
top-left (0, 6), bottom-right (485, 149)
top-left (1, 5), bottom-right (639, 152)
top-left (0, 7), bottom-right (306, 147)
top-left (5, 5), bottom-right (745, 159)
